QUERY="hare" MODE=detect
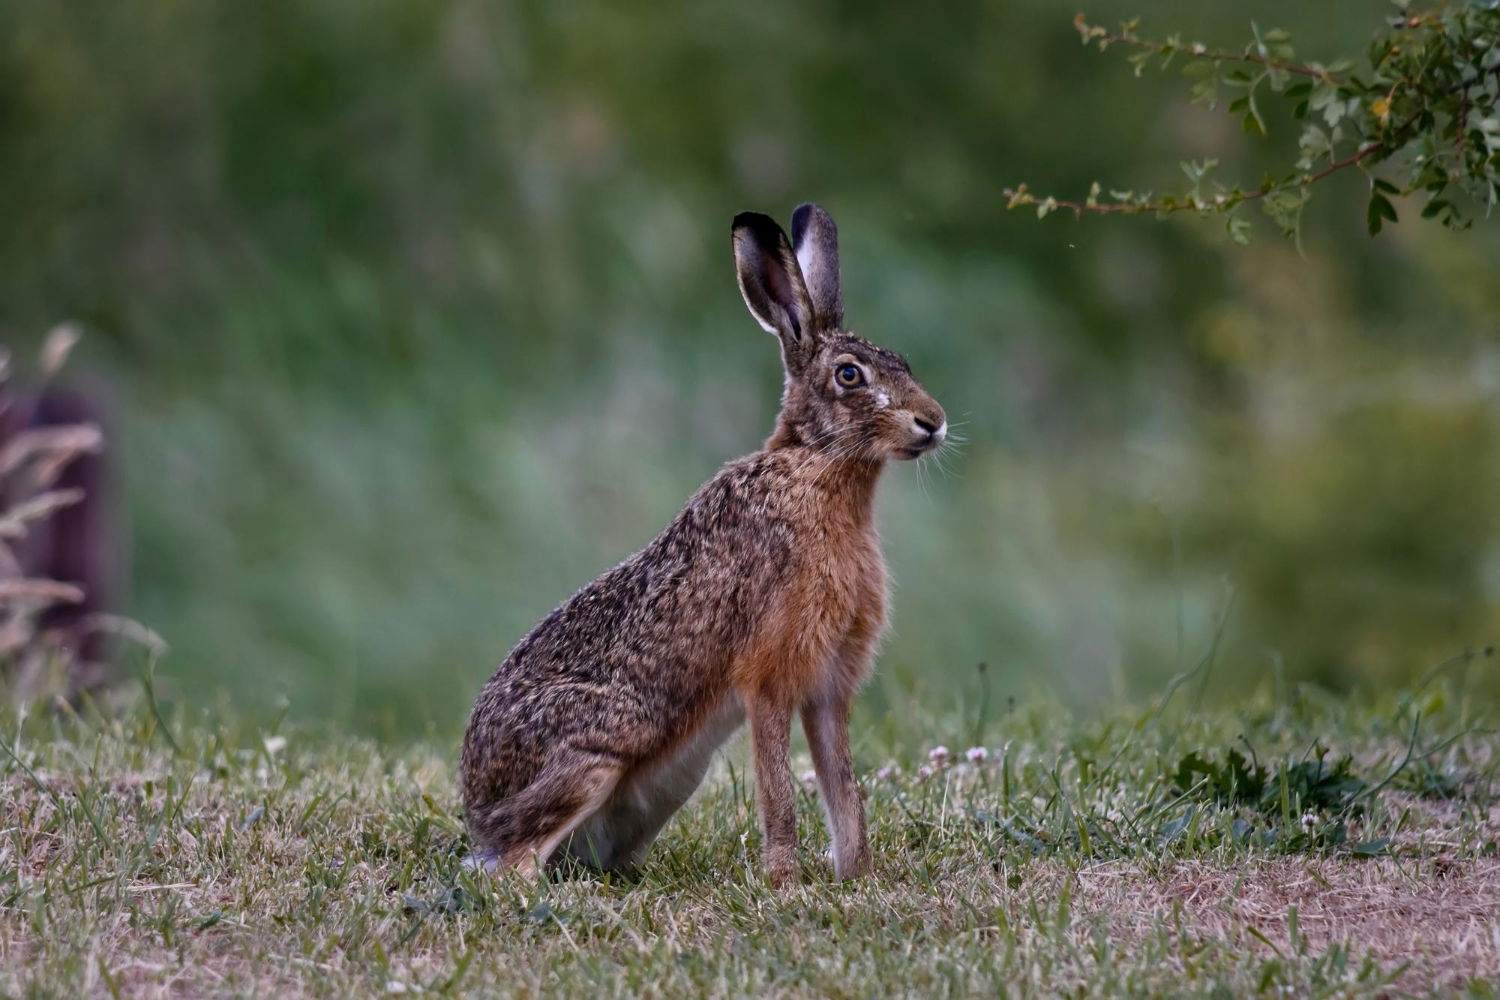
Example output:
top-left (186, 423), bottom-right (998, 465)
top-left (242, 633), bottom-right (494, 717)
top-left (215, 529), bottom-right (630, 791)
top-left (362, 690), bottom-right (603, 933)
top-left (460, 204), bottom-right (946, 886)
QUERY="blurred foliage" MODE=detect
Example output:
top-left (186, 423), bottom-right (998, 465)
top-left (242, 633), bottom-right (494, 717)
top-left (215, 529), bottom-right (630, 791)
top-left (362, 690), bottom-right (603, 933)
top-left (0, 0), bottom-right (1496, 737)
top-left (1012, 3), bottom-right (1500, 241)
top-left (0, 330), bottom-right (98, 699)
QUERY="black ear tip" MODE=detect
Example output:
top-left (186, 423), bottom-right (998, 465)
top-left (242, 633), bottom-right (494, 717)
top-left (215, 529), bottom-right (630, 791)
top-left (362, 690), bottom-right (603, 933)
top-left (732, 212), bottom-right (792, 254)
top-left (732, 211), bottom-right (778, 233)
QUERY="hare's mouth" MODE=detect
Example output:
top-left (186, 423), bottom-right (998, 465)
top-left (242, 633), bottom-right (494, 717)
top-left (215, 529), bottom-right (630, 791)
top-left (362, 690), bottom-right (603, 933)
top-left (896, 423), bottom-right (947, 460)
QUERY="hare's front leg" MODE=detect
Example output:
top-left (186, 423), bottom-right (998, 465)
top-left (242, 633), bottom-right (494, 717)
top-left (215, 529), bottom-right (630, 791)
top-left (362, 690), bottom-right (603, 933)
top-left (801, 695), bottom-right (870, 880)
top-left (802, 608), bottom-right (880, 880)
top-left (747, 690), bottom-right (797, 887)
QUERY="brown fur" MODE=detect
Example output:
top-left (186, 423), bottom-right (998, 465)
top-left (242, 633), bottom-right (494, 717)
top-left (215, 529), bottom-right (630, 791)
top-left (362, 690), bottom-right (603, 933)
top-left (459, 204), bottom-right (945, 885)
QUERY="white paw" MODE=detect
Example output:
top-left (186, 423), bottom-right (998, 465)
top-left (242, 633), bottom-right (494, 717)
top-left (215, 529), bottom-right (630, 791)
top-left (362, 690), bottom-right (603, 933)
top-left (461, 850), bottom-right (500, 873)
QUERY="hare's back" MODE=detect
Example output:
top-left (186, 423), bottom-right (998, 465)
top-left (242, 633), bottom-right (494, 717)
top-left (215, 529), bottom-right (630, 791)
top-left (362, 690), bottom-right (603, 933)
top-left (462, 456), bottom-right (797, 804)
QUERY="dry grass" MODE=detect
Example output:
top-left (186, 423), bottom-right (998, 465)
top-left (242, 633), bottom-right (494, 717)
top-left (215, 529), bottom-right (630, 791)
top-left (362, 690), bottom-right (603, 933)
top-left (1072, 851), bottom-right (1500, 991)
top-left (1, 688), bottom-right (1497, 998)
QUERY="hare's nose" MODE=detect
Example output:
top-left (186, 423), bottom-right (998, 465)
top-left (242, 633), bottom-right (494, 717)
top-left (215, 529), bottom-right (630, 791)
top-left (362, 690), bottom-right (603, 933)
top-left (912, 415), bottom-right (946, 448)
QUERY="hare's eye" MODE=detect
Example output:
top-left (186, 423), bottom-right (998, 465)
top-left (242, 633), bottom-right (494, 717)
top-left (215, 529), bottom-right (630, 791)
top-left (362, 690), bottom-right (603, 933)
top-left (835, 364), bottom-right (865, 388)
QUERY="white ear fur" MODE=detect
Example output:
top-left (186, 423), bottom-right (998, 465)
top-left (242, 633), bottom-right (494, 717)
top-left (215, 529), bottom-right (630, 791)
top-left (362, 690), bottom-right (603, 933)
top-left (790, 203), bottom-right (842, 331)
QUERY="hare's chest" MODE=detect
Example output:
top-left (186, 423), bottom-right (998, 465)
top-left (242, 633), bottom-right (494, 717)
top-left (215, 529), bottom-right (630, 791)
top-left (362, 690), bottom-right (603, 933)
top-left (794, 522), bottom-right (886, 696)
top-left (803, 521), bottom-right (887, 643)
top-left (833, 524), bottom-right (886, 614)
top-left (833, 525), bottom-right (888, 643)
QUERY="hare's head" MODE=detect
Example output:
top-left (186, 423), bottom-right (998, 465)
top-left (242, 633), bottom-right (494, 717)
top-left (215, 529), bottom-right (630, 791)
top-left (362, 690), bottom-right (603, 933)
top-left (733, 204), bottom-right (946, 462)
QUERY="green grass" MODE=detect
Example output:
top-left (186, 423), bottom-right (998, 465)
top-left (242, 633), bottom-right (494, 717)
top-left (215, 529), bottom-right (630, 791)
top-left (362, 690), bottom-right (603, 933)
top-left (2, 679), bottom-right (1497, 999)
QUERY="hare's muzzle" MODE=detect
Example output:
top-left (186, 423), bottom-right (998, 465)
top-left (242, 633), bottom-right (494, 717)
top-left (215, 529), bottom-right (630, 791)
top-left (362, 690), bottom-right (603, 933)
top-left (899, 411), bottom-right (947, 458)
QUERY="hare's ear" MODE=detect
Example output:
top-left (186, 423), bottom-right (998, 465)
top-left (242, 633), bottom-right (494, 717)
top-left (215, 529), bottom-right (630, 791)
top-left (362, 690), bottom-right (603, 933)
top-left (791, 203), bottom-right (842, 331)
top-left (732, 212), bottom-right (818, 373)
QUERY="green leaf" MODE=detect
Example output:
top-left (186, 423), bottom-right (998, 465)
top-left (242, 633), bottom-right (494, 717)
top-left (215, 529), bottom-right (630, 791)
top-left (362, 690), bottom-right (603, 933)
top-left (1298, 125), bottom-right (1332, 164)
top-left (1308, 83), bottom-right (1339, 111)
top-left (1420, 198), bottom-right (1450, 219)
top-left (1366, 192), bottom-right (1398, 235)
top-left (1243, 91), bottom-right (1267, 135)
top-left (1179, 158), bottom-right (1218, 184)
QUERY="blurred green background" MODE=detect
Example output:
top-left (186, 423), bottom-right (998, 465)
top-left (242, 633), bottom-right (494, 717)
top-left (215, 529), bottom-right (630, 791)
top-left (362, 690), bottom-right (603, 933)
top-left (3, 1), bottom-right (1496, 739)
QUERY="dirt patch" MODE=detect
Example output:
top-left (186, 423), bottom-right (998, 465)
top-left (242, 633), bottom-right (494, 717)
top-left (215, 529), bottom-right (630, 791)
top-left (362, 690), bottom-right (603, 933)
top-left (1075, 855), bottom-right (1500, 990)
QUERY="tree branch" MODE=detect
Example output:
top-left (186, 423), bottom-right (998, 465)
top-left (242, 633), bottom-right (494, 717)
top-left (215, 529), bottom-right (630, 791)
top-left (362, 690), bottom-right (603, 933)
top-left (1005, 138), bottom-right (1385, 221)
top-left (1005, 86), bottom-right (1450, 222)
top-left (1072, 14), bottom-right (1344, 83)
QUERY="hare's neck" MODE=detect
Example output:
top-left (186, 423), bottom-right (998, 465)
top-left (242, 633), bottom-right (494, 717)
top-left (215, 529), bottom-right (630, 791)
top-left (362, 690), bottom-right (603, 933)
top-left (765, 413), bottom-right (812, 452)
top-left (782, 446), bottom-right (884, 517)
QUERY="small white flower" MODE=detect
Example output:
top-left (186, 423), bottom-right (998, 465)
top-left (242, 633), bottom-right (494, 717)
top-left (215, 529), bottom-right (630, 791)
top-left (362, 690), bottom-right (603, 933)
top-left (916, 764), bottom-right (934, 781)
top-left (928, 745), bottom-right (951, 768)
top-left (1300, 812), bottom-right (1319, 832)
top-left (385, 982), bottom-right (408, 995)
top-left (965, 746), bottom-right (989, 764)
top-left (800, 769), bottom-right (819, 791)
top-left (1191, 42), bottom-right (1207, 55)
top-left (263, 736), bottom-right (288, 755)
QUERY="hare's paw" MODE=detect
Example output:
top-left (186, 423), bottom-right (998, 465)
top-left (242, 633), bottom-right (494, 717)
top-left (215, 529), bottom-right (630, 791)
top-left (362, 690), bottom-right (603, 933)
top-left (460, 849), bottom-right (501, 874)
top-left (460, 848), bottom-right (546, 879)
top-left (833, 847), bottom-right (872, 881)
top-left (764, 845), bottom-right (798, 889)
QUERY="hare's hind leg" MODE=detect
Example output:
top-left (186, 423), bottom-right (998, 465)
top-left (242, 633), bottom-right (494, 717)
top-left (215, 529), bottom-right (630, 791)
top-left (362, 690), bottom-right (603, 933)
top-left (565, 697), bottom-right (745, 871)
top-left (468, 751), bottom-right (625, 876)
top-left (563, 760), bottom-right (700, 872)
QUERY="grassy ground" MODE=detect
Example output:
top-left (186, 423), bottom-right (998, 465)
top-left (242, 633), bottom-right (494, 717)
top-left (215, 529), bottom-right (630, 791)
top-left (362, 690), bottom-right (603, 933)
top-left (2, 678), bottom-right (1497, 999)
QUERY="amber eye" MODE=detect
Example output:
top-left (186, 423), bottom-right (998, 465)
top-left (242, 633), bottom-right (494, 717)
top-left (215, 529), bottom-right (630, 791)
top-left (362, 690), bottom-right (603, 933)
top-left (835, 363), bottom-right (864, 388)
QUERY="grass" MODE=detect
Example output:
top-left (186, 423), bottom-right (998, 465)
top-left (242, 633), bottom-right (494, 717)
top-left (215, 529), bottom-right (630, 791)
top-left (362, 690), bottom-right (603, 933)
top-left (1, 678), bottom-right (1497, 999)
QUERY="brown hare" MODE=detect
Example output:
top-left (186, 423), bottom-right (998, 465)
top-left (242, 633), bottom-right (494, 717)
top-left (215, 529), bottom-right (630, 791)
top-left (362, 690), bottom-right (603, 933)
top-left (460, 204), bottom-right (946, 887)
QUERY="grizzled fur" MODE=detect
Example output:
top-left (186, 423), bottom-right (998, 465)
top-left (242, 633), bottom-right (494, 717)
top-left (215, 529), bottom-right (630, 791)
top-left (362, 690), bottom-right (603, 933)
top-left (460, 203), bottom-right (946, 886)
